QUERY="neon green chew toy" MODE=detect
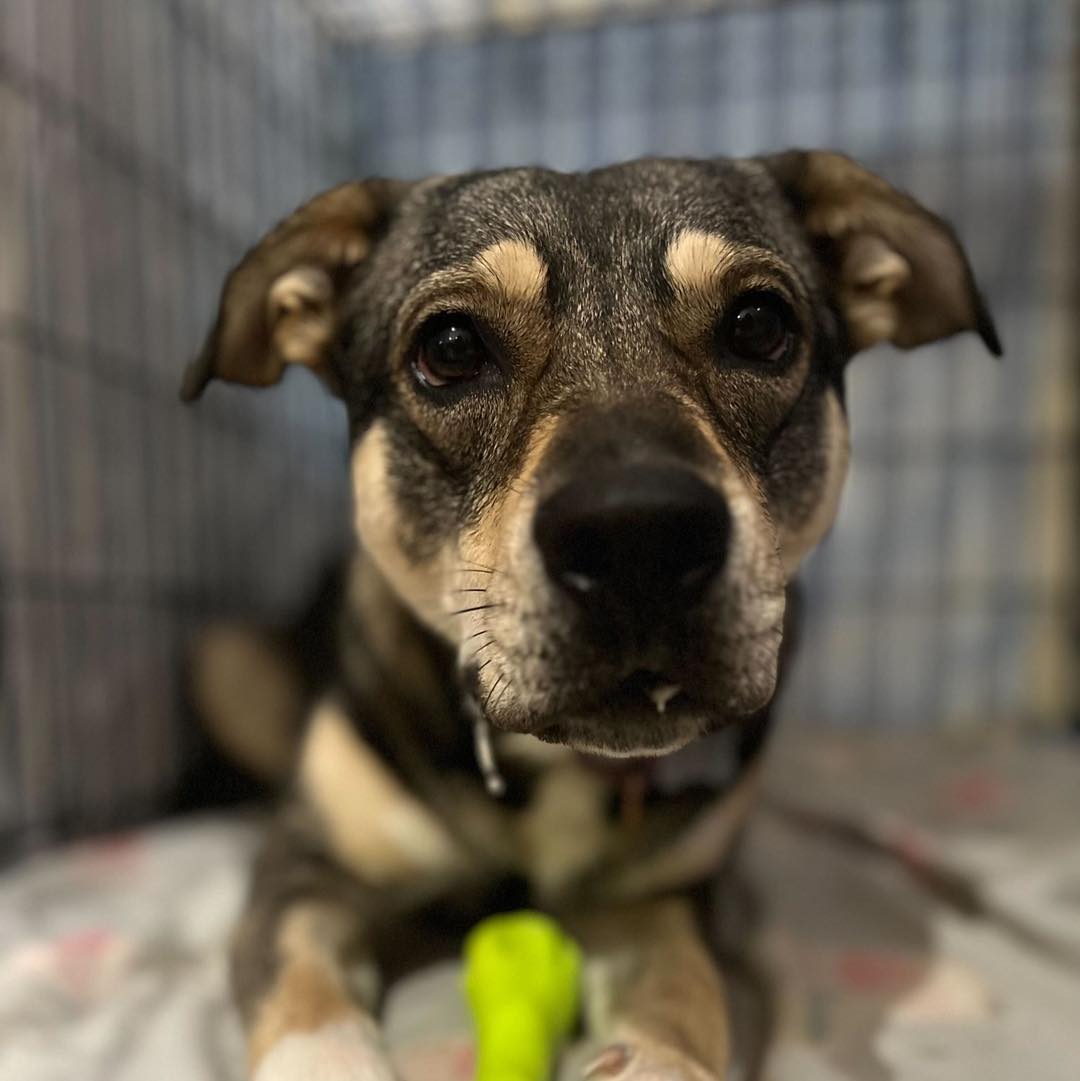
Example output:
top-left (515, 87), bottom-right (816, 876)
top-left (463, 911), bottom-right (582, 1081)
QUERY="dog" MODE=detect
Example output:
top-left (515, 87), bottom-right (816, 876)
top-left (182, 150), bottom-right (999, 1081)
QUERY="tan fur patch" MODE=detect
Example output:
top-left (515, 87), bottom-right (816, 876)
top-left (662, 230), bottom-right (807, 358)
top-left (190, 624), bottom-right (301, 782)
top-left (778, 389), bottom-right (850, 576)
top-left (249, 960), bottom-right (355, 1069)
top-left (351, 422), bottom-right (454, 637)
top-left (838, 233), bottom-right (912, 350)
top-left (569, 897), bottom-right (731, 1071)
top-left (470, 238), bottom-right (547, 305)
top-left (516, 760), bottom-right (611, 901)
top-left (267, 265), bottom-right (337, 367)
top-left (459, 414), bottom-right (560, 573)
top-left (298, 699), bottom-right (462, 885)
top-left (248, 903), bottom-right (359, 1070)
top-left (458, 416), bottom-right (561, 684)
top-left (664, 229), bottom-right (741, 295)
top-left (668, 390), bottom-right (783, 607)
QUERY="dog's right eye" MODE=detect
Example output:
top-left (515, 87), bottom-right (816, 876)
top-left (412, 314), bottom-right (490, 389)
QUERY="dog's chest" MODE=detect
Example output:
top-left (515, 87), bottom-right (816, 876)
top-left (495, 729), bottom-right (756, 903)
top-left (300, 702), bottom-right (757, 905)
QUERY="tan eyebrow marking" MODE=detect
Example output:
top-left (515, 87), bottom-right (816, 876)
top-left (664, 229), bottom-right (742, 294)
top-left (470, 239), bottom-right (548, 305)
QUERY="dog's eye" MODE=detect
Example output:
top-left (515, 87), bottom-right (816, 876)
top-left (719, 291), bottom-right (794, 365)
top-left (413, 314), bottom-right (489, 388)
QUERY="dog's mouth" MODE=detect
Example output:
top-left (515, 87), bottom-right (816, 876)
top-left (464, 638), bottom-right (775, 764)
top-left (533, 668), bottom-right (710, 758)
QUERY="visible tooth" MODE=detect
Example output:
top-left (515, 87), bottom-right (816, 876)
top-left (649, 683), bottom-right (682, 714)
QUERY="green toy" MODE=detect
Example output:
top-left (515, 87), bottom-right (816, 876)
top-left (463, 911), bottom-right (583, 1081)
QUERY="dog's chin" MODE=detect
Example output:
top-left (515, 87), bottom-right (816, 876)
top-left (534, 705), bottom-right (711, 759)
top-left (483, 664), bottom-right (776, 758)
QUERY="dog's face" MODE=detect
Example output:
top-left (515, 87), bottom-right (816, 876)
top-left (185, 152), bottom-right (998, 757)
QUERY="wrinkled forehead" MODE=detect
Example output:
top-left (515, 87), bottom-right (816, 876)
top-left (393, 159), bottom-right (813, 296)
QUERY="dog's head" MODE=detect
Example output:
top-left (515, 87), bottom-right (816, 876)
top-left (185, 152), bottom-right (999, 757)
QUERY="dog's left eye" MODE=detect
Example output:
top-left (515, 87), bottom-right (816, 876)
top-left (413, 314), bottom-right (489, 388)
top-left (718, 291), bottom-right (795, 365)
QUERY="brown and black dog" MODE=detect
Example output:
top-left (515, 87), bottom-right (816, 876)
top-left (183, 151), bottom-right (999, 1081)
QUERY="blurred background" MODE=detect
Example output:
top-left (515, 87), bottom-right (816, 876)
top-left (0, 0), bottom-right (1076, 859)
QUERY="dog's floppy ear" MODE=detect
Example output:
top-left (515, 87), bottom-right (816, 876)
top-left (180, 179), bottom-right (409, 401)
top-left (759, 150), bottom-right (1001, 357)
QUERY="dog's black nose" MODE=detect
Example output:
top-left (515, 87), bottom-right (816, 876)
top-left (533, 466), bottom-right (731, 618)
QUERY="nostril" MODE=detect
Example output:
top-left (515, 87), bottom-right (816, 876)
top-left (557, 521), bottom-right (617, 593)
top-left (665, 502), bottom-right (731, 591)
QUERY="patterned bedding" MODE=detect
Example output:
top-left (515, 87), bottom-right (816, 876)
top-left (2, 733), bottom-right (1078, 1081)
top-left (0, 818), bottom-right (254, 1081)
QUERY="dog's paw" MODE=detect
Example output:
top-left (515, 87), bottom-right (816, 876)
top-left (583, 1040), bottom-right (721, 1081)
top-left (252, 1018), bottom-right (397, 1081)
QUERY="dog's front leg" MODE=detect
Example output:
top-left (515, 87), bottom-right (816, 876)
top-left (570, 898), bottom-right (730, 1081)
top-left (231, 814), bottom-right (395, 1081)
